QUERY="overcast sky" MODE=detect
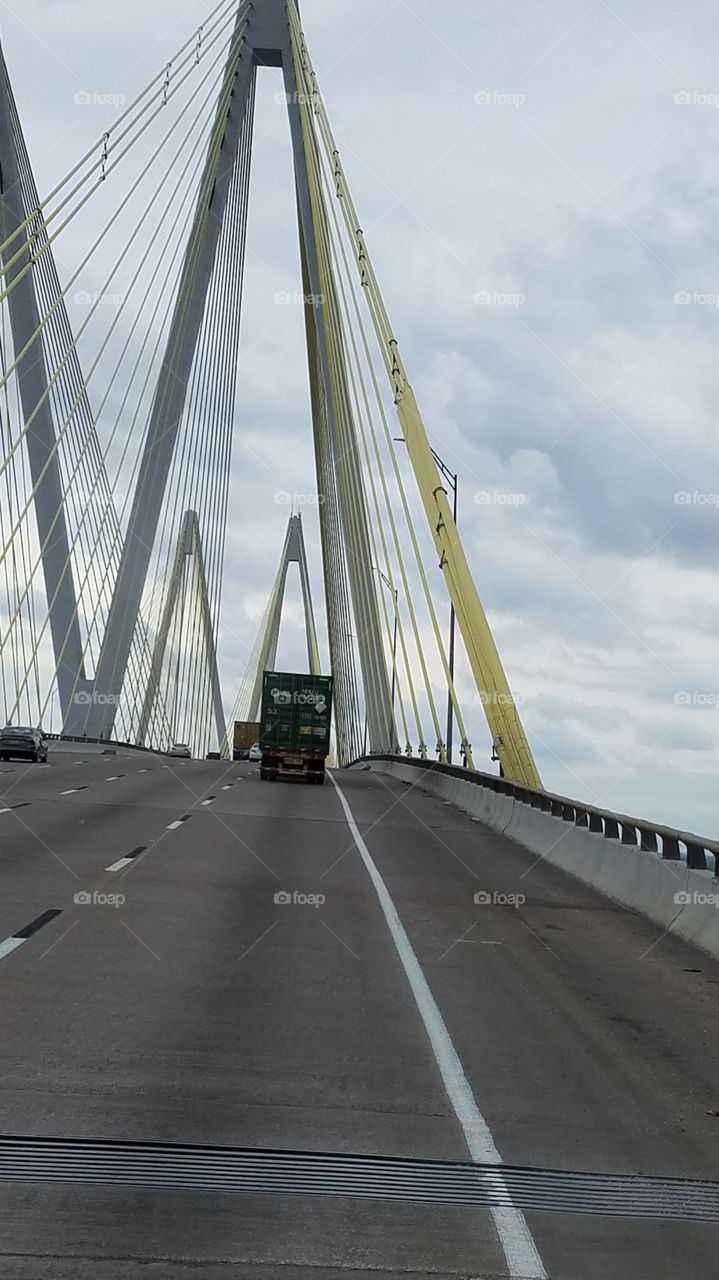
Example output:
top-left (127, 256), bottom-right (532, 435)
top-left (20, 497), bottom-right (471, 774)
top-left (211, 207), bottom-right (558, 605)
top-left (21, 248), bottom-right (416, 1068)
top-left (4, 0), bottom-right (718, 834)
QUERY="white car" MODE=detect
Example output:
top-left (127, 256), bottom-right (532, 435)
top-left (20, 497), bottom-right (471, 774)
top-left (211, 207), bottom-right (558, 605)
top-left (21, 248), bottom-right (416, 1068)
top-left (248, 743), bottom-right (262, 762)
top-left (169, 743), bottom-right (191, 759)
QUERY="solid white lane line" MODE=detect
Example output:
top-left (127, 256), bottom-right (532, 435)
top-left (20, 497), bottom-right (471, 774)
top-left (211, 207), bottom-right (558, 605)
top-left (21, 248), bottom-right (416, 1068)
top-left (328, 773), bottom-right (547, 1280)
top-left (106, 857), bottom-right (134, 872)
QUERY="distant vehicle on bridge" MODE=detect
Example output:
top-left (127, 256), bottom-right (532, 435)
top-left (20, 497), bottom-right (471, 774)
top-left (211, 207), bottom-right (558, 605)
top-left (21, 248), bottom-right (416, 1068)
top-left (259, 672), bottom-right (333, 785)
top-left (0, 725), bottom-right (48, 763)
top-left (248, 742), bottom-right (262, 763)
top-left (233, 720), bottom-right (261, 761)
top-left (168, 743), bottom-right (191, 759)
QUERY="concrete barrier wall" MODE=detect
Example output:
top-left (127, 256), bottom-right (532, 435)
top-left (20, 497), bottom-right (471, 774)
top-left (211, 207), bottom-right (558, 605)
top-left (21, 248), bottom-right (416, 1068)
top-left (363, 760), bottom-right (719, 962)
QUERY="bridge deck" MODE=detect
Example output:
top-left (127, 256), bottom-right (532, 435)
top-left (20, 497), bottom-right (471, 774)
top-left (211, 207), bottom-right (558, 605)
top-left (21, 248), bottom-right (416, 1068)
top-left (0, 756), bottom-right (717, 1277)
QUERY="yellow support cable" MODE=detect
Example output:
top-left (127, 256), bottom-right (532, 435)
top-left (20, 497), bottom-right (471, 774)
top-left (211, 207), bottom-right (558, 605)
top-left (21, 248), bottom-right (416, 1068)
top-left (318, 135), bottom-right (473, 762)
top-left (300, 229), bottom-right (361, 762)
top-left (337, 316), bottom-right (412, 751)
top-left (294, 83), bottom-right (390, 751)
top-left (292, 24), bottom-right (447, 762)
top-left (326, 197), bottom-right (421, 755)
top-left (287, 3), bottom-right (540, 787)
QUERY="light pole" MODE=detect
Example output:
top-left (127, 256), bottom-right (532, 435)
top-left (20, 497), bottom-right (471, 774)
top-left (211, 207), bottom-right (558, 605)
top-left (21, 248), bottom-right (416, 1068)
top-left (430, 448), bottom-right (458, 765)
top-left (373, 566), bottom-right (399, 748)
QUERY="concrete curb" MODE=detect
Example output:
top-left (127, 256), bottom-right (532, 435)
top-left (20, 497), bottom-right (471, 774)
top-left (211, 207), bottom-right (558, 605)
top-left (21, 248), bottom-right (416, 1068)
top-left (362, 760), bottom-right (719, 961)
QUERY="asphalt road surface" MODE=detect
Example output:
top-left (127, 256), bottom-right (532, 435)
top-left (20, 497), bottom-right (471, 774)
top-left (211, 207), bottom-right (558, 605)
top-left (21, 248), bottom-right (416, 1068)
top-left (0, 751), bottom-right (717, 1278)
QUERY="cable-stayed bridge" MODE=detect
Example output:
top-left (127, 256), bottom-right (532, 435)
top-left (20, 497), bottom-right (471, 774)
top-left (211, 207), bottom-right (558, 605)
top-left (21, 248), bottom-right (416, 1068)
top-left (0, 6), bottom-right (717, 1279)
top-left (0, 0), bottom-right (538, 782)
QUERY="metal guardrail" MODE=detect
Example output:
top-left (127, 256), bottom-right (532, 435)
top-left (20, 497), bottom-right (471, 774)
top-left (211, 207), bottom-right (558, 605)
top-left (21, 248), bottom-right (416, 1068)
top-left (357, 756), bottom-right (719, 875)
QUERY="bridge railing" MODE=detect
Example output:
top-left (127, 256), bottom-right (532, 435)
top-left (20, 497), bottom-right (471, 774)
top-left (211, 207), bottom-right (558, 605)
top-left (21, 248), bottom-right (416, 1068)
top-left (355, 755), bottom-right (719, 876)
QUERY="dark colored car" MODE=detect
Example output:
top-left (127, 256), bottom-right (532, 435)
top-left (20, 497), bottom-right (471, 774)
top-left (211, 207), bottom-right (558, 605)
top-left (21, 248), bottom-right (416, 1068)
top-left (0, 726), bottom-right (48, 763)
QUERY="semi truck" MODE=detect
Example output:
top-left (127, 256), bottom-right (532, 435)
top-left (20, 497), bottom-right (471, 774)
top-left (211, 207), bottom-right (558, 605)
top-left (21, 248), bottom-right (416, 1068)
top-left (259, 671), bottom-right (333, 784)
top-left (233, 720), bottom-right (261, 761)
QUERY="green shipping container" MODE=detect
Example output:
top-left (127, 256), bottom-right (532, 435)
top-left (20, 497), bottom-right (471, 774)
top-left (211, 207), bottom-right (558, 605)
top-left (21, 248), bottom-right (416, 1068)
top-left (260, 672), bottom-right (333, 758)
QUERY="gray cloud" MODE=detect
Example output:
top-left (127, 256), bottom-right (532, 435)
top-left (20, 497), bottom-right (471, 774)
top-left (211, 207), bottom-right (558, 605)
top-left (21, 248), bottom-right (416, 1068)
top-left (3, 0), bottom-right (717, 833)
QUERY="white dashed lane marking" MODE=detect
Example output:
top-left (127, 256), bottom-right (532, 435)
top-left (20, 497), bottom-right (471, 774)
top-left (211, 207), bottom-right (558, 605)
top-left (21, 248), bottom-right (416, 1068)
top-left (166, 815), bottom-right (192, 831)
top-left (0, 909), bottom-right (63, 964)
top-left (106, 845), bottom-right (146, 873)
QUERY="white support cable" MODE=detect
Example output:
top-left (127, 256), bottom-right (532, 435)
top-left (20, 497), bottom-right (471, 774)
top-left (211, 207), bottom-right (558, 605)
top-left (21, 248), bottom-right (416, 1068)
top-left (0, 34), bottom-right (237, 624)
top-left (89, 12), bottom-right (255, 735)
top-left (0, 23), bottom-right (245, 499)
top-left (0, 2), bottom-right (246, 300)
top-left (25, 86), bottom-right (222, 732)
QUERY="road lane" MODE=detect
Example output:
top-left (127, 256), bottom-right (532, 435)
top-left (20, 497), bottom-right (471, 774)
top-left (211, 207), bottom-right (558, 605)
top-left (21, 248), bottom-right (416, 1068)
top-left (332, 766), bottom-right (719, 1279)
top-left (0, 753), bottom-right (234, 938)
top-left (1, 760), bottom-right (717, 1277)
top-left (0, 762), bottom-right (502, 1278)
